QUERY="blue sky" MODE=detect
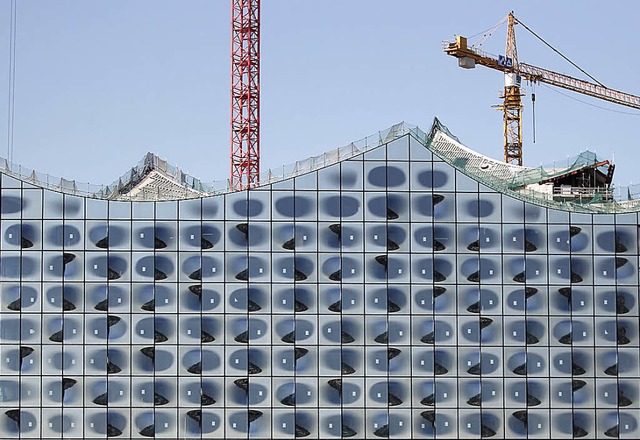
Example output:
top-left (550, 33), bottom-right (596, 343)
top-left (1, 0), bottom-right (639, 189)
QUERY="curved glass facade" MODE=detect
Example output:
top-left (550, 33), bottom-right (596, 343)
top-left (0, 129), bottom-right (638, 438)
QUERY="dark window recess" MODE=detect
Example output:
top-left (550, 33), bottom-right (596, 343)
top-left (106, 358), bottom-right (121, 374)
top-left (328, 224), bottom-right (341, 239)
top-left (513, 363), bottom-right (527, 375)
top-left (387, 239), bottom-right (399, 251)
top-left (61, 378), bottom-right (77, 399)
top-left (328, 379), bottom-right (341, 391)
top-left (328, 300), bottom-right (341, 312)
top-left (617, 326), bottom-right (630, 344)
top-left (341, 331), bottom-right (355, 343)
top-left (295, 423), bottom-right (311, 438)
top-left (141, 299), bottom-right (155, 312)
top-left (467, 393), bottom-right (482, 406)
top-left (7, 298), bottom-right (21, 311)
top-left (467, 301), bottom-right (480, 314)
top-left (236, 223), bottom-right (249, 236)
top-left (571, 271), bottom-right (583, 283)
top-left (569, 226), bottom-right (582, 237)
top-left (329, 270), bottom-right (341, 282)
top-left (234, 330), bottom-right (249, 344)
top-left (201, 393), bottom-right (215, 406)
top-left (154, 237), bottom-right (167, 249)
top-left (154, 392), bottom-right (169, 405)
top-left (421, 410), bottom-right (435, 428)
top-left (388, 393), bottom-right (402, 406)
top-left (572, 380), bottom-right (586, 392)
top-left (604, 425), bottom-right (620, 438)
top-left (247, 299), bottom-right (261, 312)
top-left (467, 240), bottom-right (480, 252)
top-left (558, 287), bottom-right (572, 303)
top-left (374, 331), bottom-right (388, 344)
top-left (421, 394), bottom-right (435, 406)
top-left (294, 299), bottom-right (308, 312)
top-left (512, 410), bottom-right (527, 424)
top-left (106, 423), bottom-right (122, 437)
top-left (573, 363), bottom-right (586, 375)
top-left (248, 361), bottom-right (262, 375)
top-left (479, 317), bottom-right (493, 329)
top-left (280, 394), bottom-right (295, 406)
top-left (188, 285), bottom-right (202, 298)
top-left (618, 390), bottom-right (632, 407)
top-left (281, 331), bottom-right (295, 344)
top-left (617, 295), bottom-right (629, 314)
top-left (341, 362), bottom-right (355, 375)
top-left (187, 410), bottom-right (202, 426)
top-left (434, 286), bottom-right (447, 298)
top-left (432, 194), bottom-right (444, 205)
top-left (604, 364), bottom-right (618, 376)
top-left (526, 332), bottom-right (539, 345)
top-left (154, 268), bottom-right (167, 281)
top-left (140, 347), bottom-right (155, 364)
top-left (294, 268), bottom-right (307, 281)
top-left (615, 236), bottom-right (628, 253)
top-left (294, 347), bottom-right (308, 360)
top-left (201, 331), bottom-right (215, 343)
top-left (467, 362), bottom-right (481, 375)
top-left (4, 410), bottom-right (20, 428)
top-left (93, 392), bottom-right (108, 406)
top-left (21, 236), bottom-right (33, 249)
top-left (481, 425), bottom-right (497, 438)
top-left (140, 425), bottom-right (154, 437)
top-left (387, 300), bottom-right (401, 313)
top-left (49, 330), bottom-right (64, 343)
top-left (107, 267), bottom-right (121, 280)
top-left (96, 236), bottom-right (109, 249)
top-left (234, 378), bottom-right (249, 392)
top-left (235, 269), bottom-right (248, 281)
top-left (513, 272), bottom-right (526, 283)
top-left (467, 271), bottom-right (480, 283)
top-left (388, 347), bottom-right (401, 360)
top-left (524, 239), bottom-right (537, 252)
top-left (616, 257), bottom-right (628, 268)
top-left (420, 332), bottom-right (435, 344)
top-left (247, 410), bottom-right (263, 424)
top-left (187, 361), bottom-right (202, 375)
top-left (154, 330), bottom-right (168, 343)
top-left (573, 425), bottom-right (588, 438)
top-left (527, 394), bottom-right (542, 406)
top-left (201, 237), bottom-right (214, 249)
top-left (559, 332), bottom-right (572, 345)
top-left (386, 208), bottom-right (399, 220)
top-left (434, 270), bottom-right (447, 283)
top-left (373, 425), bottom-right (389, 438)
top-left (434, 362), bottom-right (448, 375)
top-left (525, 287), bottom-right (538, 299)
top-left (282, 238), bottom-right (295, 250)
top-left (433, 240), bottom-right (446, 251)
top-left (375, 255), bottom-right (388, 270)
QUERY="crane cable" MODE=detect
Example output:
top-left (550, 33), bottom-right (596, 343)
top-left (6, 0), bottom-right (17, 164)
top-left (516, 17), bottom-right (605, 88)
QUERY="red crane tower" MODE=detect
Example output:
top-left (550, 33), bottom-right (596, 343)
top-left (230, 0), bottom-right (260, 190)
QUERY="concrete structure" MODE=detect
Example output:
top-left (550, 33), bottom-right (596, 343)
top-left (0, 119), bottom-right (637, 438)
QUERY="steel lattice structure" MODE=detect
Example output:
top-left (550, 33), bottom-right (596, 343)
top-left (230, 0), bottom-right (260, 190)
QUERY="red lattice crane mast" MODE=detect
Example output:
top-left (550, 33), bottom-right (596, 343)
top-left (230, 0), bottom-right (260, 190)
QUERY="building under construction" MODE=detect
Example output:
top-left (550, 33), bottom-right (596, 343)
top-left (0, 117), bottom-right (639, 438)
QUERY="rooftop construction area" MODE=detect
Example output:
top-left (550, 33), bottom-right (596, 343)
top-left (1, 118), bottom-right (639, 214)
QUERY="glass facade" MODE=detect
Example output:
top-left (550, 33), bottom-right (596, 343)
top-left (0, 131), bottom-right (638, 438)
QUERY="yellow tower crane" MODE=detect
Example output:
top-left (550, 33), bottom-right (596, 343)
top-left (444, 12), bottom-right (640, 166)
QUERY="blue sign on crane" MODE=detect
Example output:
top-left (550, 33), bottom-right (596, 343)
top-left (498, 55), bottom-right (513, 69)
